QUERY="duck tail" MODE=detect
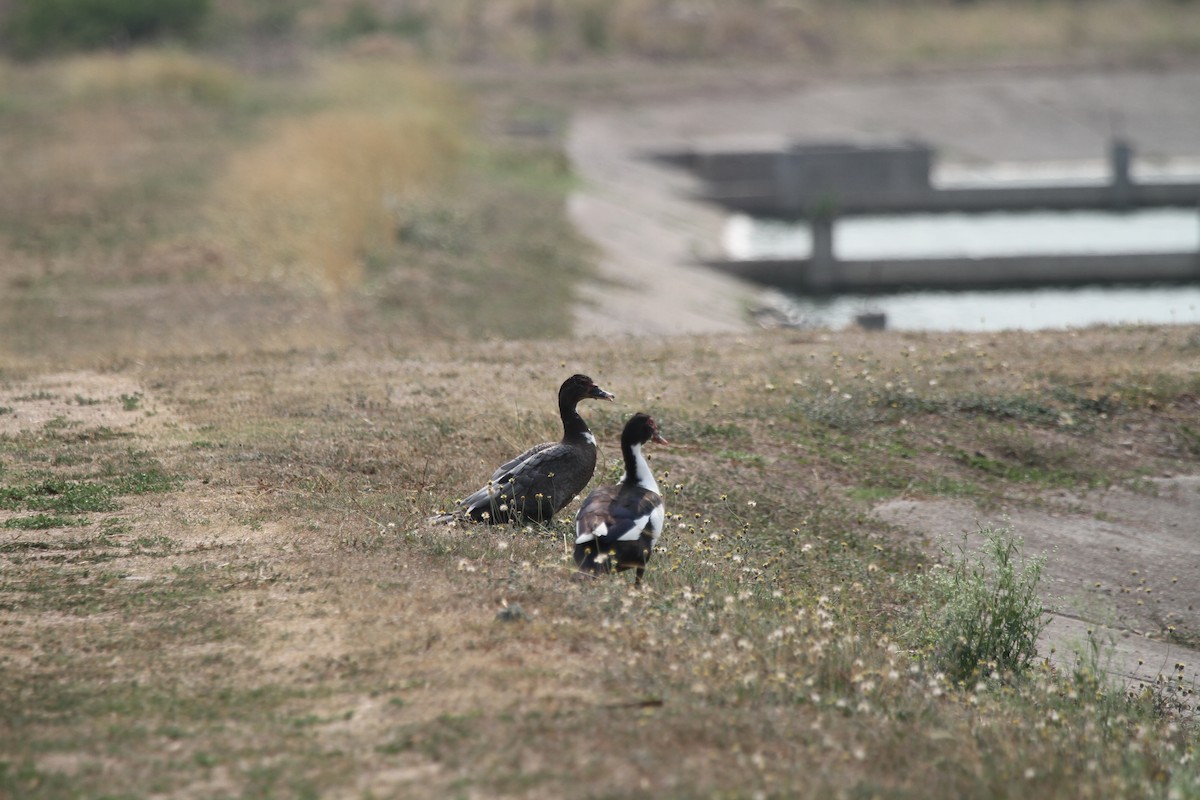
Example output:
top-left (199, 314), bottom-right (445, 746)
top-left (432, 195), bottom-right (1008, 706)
top-left (427, 496), bottom-right (496, 525)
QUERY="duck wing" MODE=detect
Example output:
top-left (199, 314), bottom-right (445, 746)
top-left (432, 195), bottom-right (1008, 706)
top-left (488, 440), bottom-right (555, 484)
top-left (457, 440), bottom-right (594, 523)
top-left (446, 441), bottom-right (555, 522)
top-left (574, 484), bottom-right (664, 547)
top-left (498, 441), bottom-right (591, 517)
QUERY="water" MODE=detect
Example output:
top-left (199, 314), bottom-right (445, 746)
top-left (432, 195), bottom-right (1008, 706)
top-left (772, 285), bottom-right (1200, 333)
top-left (725, 159), bottom-right (1200, 331)
top-left (725, 208), bottom-right (1200, 261)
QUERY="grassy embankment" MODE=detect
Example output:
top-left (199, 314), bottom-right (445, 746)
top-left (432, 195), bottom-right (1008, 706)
top-left (1, 25), bottom-right (1199, 800)
top-left (0, 48), bottom-right (588, 370)
top-left (3, 318), bottom-right (1200, 796)
top-left (218, 0), bottom-right (1200, 69)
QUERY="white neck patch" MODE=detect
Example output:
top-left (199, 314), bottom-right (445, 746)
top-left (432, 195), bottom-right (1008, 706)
top-left (628, 442), bottom-right (660, 494)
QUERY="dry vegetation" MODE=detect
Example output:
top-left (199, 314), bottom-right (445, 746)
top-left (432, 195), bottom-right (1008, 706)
top-left (206, 63), bottom-right (467, 294)
top-left (0, 48), bottom-right (590, 369)
top-left (2, 1), bottom-right (1200, 796)
top-left (1, 328), bottom-right (1199, 798)
top-left (213, 0), bottom-right (1200, 69)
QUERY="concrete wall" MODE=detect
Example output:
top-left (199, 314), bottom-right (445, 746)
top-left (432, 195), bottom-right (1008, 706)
top-left (677, 141), bottom-right (934, 214)
top-left (676, 138), bottom-right (1200, 293)
top-left (775, 143), bottom-right (932, 212)
top-left (707, 252), bottom-right (1200, 294)
top-left (666, 138), bottom-right (1200, 217)
top-left (706, 181), bottom-right (1200, 216)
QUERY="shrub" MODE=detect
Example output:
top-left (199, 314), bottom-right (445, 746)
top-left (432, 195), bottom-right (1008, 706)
top-left (3, 0), bottom-right (210, 59)
top-left (903, 525), bottom-right (1048, 684)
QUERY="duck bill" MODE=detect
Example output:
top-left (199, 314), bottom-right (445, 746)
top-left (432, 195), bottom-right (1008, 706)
top-left (651, 432), bottom-right (669, 445)
top-left (589, 386), bottom-right (616, 402)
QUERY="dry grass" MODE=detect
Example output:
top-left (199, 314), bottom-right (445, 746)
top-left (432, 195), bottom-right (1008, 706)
top-left (206, 63), bottom-right (466, 294)
top-left (2, 6), bottom-right (1199, 794)
top-left (52, 48), bottom-right (241, 104)
top-left (1, 327), bottom-right (1198, 797)
top-left (208, 109), bottom-right (458, 293)
top-left (0, 53), bottom-right (235, 266)
top-left (842, 0), bottom-right (1200, 67)
top-left (0, 49), bottom-right (588, 369)
top-left (220, 0), bottom-right (1200, 67)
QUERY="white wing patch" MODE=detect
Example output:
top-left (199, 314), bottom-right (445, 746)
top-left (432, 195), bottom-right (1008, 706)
top-left (615, 514), bottom-right (651, 542)
top-left (575, 521), bottom-right (606, 544)
top-left (583, 431), bottom-right (596, 446)
top-left (648, 504), bottom-right (665, 547)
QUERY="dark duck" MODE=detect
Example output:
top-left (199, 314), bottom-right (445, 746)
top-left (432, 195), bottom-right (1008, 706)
top-left (573, 412), bottom-right (667, 585)
top-left (436, 374), bottom-right (614, 524)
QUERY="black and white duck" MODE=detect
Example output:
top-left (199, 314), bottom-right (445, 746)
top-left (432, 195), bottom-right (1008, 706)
top-left (573, 412), bottom-right (667, 585)
top-left (435, 374), bottom-right (614, 524)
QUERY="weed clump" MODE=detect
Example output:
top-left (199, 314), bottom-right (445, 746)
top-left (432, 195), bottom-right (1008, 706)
top-left (903, 525), bottom-right (1048, 684)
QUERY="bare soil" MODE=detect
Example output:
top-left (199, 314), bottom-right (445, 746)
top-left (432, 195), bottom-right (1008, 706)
top-left (876, 480), bottom-right (1200, 688)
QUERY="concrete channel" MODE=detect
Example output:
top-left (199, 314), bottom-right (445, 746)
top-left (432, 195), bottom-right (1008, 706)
top-left (663, 139), bottom-right (1200, 294)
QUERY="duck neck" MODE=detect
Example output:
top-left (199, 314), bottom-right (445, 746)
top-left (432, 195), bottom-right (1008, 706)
top-left (559, 397), bottom-right (592, 442)
top-left (621, 441), bottom-right (660, 494)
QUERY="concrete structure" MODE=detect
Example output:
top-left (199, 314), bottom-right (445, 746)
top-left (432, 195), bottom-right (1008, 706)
top-left (706, 250), bottom-right (1200, 294)
top-left (662, 136), bottom-right (1200, 294)
top-left (659, 139), bottom-right (1200, 217)
top-left (658, 138), bottom-right (934, 216)
top-left (712, 180), bottom-right (1200, 216)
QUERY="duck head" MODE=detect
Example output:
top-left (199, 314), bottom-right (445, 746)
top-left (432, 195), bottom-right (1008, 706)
top-left (562, 374), bottom-right (615, 404)
top-left (624, 412), bottom-right (669, 447)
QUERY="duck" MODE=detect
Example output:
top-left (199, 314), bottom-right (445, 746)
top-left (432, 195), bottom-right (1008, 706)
top-left (434, 374), bottom-right (615, 524)
top-left (573, 412), bottom-right (667, 585)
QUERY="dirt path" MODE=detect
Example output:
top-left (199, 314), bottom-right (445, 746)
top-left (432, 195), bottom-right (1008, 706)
top-left (876, 480), bottom-right (1200, 691)
top-left (566, 64), bottom-right (1200, 687)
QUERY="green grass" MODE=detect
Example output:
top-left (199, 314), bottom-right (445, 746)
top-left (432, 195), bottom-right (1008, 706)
top-left (902, 526), bottom-right (1048, 684)
top-left (0, 469), bottom-right (176, 515)
top-left (367, 148), bottom-right (591, 339)
top-left (0, 478), bottom-right (119, 513)
top-left (2, 513), bottom-right (87, 530)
